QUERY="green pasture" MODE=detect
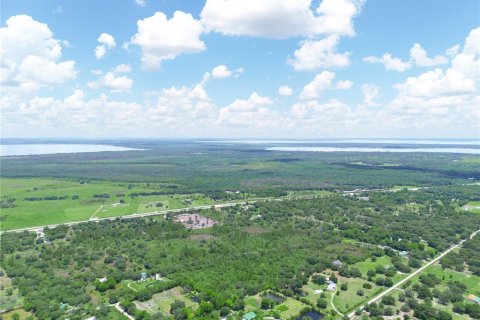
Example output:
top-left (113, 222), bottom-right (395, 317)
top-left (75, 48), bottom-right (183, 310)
top-left (0, 178), bottom-right (219, 230)
top-left (333, 277), bottom-right (382, 314)
top-left (352, 255), bottom-right (393, 276)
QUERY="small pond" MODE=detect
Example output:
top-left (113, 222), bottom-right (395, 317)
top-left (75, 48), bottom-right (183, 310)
top-left (264, 293), bottom-right (284, 303)
top-left (296, 311), bottom-right (323, 320)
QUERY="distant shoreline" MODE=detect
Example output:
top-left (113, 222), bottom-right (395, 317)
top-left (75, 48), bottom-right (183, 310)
top-left (0, 144), bottom-right (141, 157)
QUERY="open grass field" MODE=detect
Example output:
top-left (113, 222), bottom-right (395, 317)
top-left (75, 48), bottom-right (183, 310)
top-left (126, 278), bottom-right (161, 292)
top-left (352, 255), bottom-right (393, 276)
top-left (244, 294), bottom-right (261, 311)
top-left (333, 276), bottom-right (383, 314)
top-left (287, 190), bottom-right (333, 198)
top-left (0, 178), bottom-right (222, 230)
top-left (462, 201), bottom-right (480, 213)
top-left (0, 177), bottom-right (341, 231)
top-left (275, 297), bottom-right (309, 320)
top-left (134, 286), bottom-right (198, 315)
top-left (302, 280), bottom-right (328, 304)
top-left (0, 308), bottom-right (34, 320)
top-left (106, 308), bottom-right (130, 320)
top-left (244, 293), bottom-right (309, 320)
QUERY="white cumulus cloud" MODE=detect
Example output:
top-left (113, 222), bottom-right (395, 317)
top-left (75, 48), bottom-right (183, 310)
top-left (211, 65), bottom-right (232, 78)
top-left (361, 83), bottom-right (380, 106)
top-left (300, 71), bottom-right (336, 100)
top-left (363, 53), bottom-right (411, 72)
top-left (95, 33), bottom-right (116, 60)
top-left (290, 35), bottom-right (350, 71)
top-left (130, 11), bottom-right (205, 70)
top-left (382, 27), bottom-right (480, 134)
top-left (88, 64), bottom-right (133, 92)
top-left (410, 43), bottom-right (448, 67)
top-left (278, 85), bottom-right (293, 96)
top-left (0, 15), bottom-right (77, 91)
top-left (201, 64), bottom-right (242, 84)
top-left (201, 0), bottom-right (364, 39)
top-left (335, 80), bottom-right (354, 90)
top-left (364, 43), bottom-right (452, 71)
top-left (218, 92), bottom-right (279, 128)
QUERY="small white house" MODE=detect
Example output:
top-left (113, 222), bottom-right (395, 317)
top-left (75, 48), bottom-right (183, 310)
top-left (313, 289), bottom-right (323, 294)
top-left (399, 251), bottom-right (409, 257)
top-left (327, 280), bottom-right (337, 291)
top-left (99, 277), bottom-right (107, 283)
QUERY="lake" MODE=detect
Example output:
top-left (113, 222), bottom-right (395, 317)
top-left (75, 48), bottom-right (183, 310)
top-left (266, 147), bottom-right (480, 154)
top-left (0, 144), bottom-right (139, 156)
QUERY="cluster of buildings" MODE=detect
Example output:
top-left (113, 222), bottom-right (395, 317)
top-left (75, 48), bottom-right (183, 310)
top-left (173, 213), bottom-right (217, 229)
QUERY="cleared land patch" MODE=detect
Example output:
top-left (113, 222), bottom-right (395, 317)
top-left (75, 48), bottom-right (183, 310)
top-left (134, 286), bottom-right (198, 315)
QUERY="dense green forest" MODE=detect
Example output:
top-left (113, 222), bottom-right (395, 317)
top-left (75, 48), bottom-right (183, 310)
top-left (1, 141), bottom-right (479, 199)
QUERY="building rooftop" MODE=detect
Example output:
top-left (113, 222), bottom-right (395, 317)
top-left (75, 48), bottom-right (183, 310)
top-left (243, 311), bottom-right (256, 320)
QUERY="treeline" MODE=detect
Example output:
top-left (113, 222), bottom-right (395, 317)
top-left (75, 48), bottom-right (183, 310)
top-left (0, 198), bottom-right (16, 208)
top-left (2, 142), bottom-right (477, 195)
top-left (24, 195), bottom-right (68, 201)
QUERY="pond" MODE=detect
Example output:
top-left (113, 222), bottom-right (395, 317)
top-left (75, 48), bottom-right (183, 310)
top-left (296, 311), bottom-right (323, 320)
top-left (264, 293), bottom-right (284, 303)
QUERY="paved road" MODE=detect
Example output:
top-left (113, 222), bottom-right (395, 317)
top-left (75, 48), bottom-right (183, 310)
top-left (0, 193), bottom-right (334, 234)
top-left (347, 228), bottom-right (480, 319)
top-left (1, 201), bottom-right (252, 234)
top-left (0, 185), bottom-right (441, 234)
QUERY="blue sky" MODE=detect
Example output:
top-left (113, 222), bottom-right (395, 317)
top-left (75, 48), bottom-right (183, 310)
top-left (1, 0), bottom-right (479, 138)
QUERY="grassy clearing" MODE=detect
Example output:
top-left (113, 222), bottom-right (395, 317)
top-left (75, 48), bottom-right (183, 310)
top-left (302, 280), bottom-right (334, 314)
top-left (352, 255), bottom-right (393, 276)
top-left (287, 190), bottom-right (333, 198)
top-left (462, 157), bottom-right (480, 164)
top-left (134, 286), bottom-right (198, 315)
top-left (275, 297), bottom-right (308, 320)
top-left (127, 278), bottom-right (161, 292)
top-left (333, 276), bottom-right (382, 314)
top-left (461, 201), bottom-right (480, 213)
top-left (244, 293), bottom-right (308, 320)
top-left (391, 185), bottom-right (418, 190)
top-left (244, 294), bottom-right (261, 311)
top-left (106, 307), bottom-right (129, 320)
top-left (0, 308), bottom-right (34, 320)
top-left (0, 178), bottom-right (219, 230)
